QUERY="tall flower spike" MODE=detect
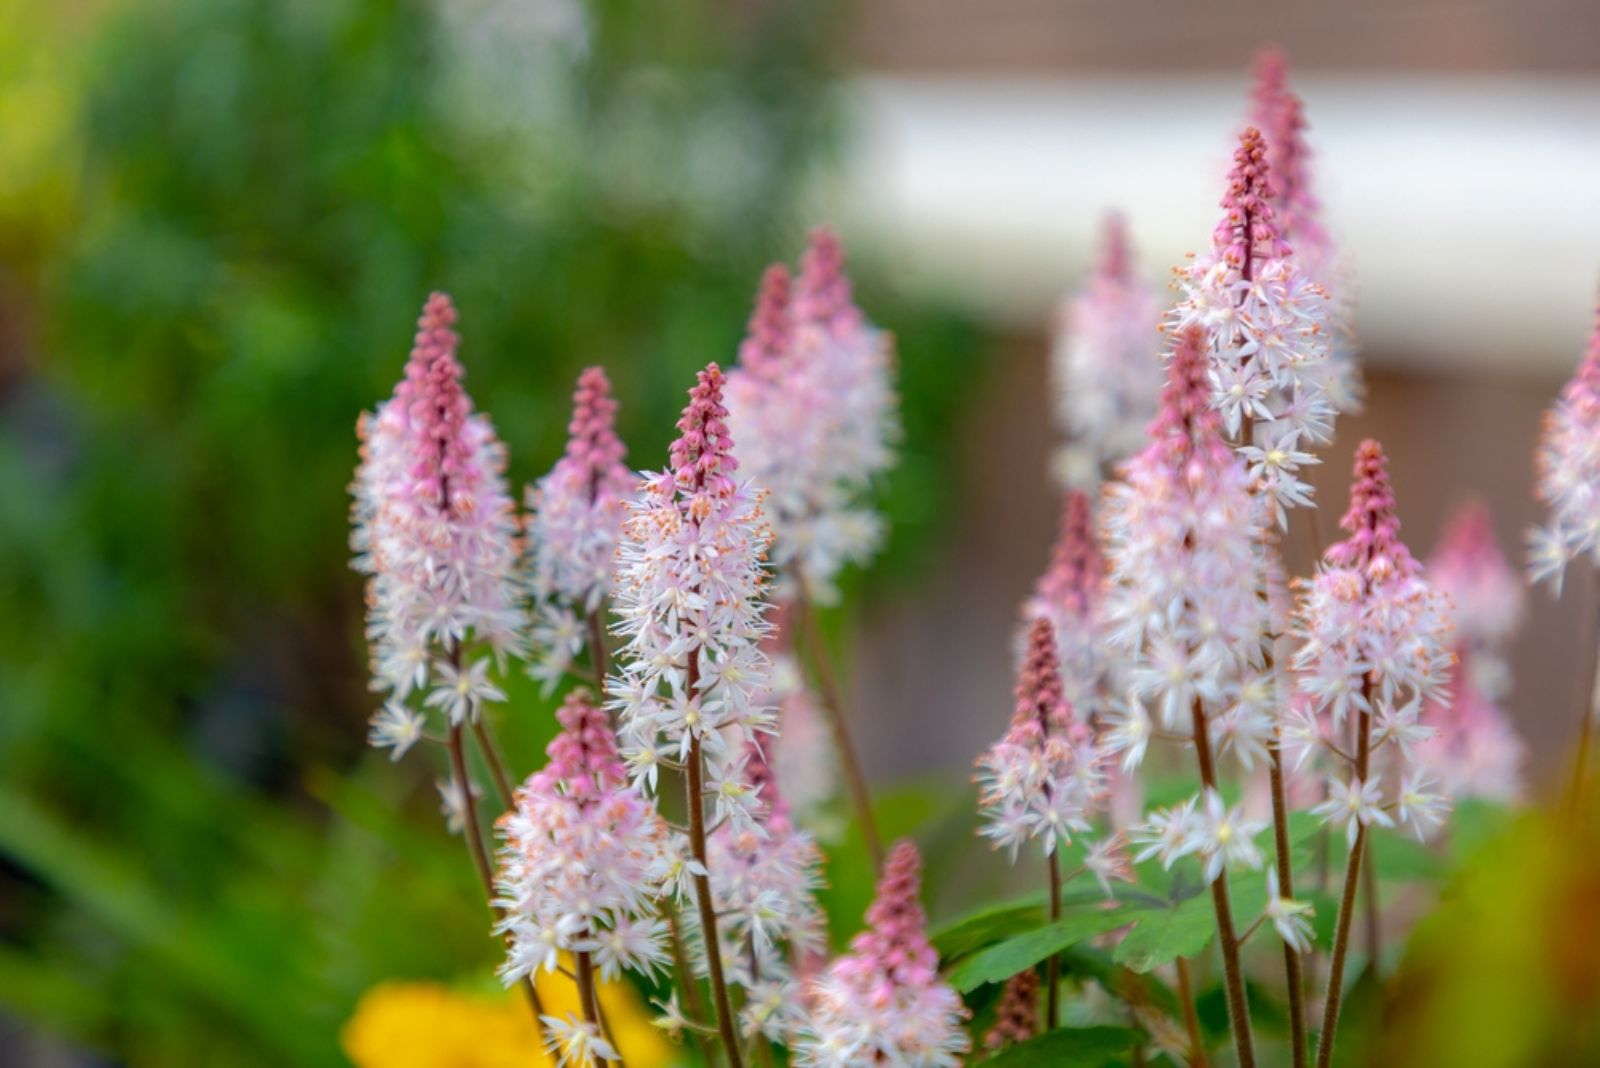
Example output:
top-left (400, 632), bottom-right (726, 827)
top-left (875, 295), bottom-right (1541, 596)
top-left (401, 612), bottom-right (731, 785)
top-left (350, 293), bottom-right (524, 743)
top-left (697, 740), bottom-right (829, 1044)
top-left (1050, 212), bottom-right (1161, 486)
top-left (494, 691), bottom-right (671, 986)
top-left (1102, 325), bottom-right (1273, 735)
top-left (795, 841), bottom-right (970, 1067)
top-left (1529, 303), bottom-right (1600, 593)
top-left (1022, 490), bottom-right (1111, 720)
top-left (611, 362), bottom-right (774, 790)
top-left (977, 617), bottom-right (1105, 860)
top-left (1170, 126), bottom-right (1337, 524)
top-left (726, 232), bottom-right (899, 603)
top-left (525, 367), bottom-right (635, 688)
top-left (1419, 502), bottom-right (1526, 801)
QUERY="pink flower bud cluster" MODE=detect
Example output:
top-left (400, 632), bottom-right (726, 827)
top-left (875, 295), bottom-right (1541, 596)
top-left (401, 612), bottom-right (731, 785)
top-left (983, 969), bottom-right (1040, 1051)
top-left (725, 230), bottom-right (898, 604)
top-left (795, 841), bottom-right (969, 1067)
top-left (524, 367), bottom-right (635, 687)
top-left (1250, 47), bottom-right (1364, 414)
top-left (350, 293), bottom-right (525, 747)
top-left (1529, 307), bottom-right (1600, 592)
top-left (1050, 213), bottom-right (1162, 486)
top-left (1102, 326), bottom-right (1274, 735)
top-left (1295, 441), bottom-right (1454, 842)
top-left (609, 364), bottom-right (775, 791)
top-left (1169, 127), bottom-right (1337, 522)
top-left (977, 617), bottom-right (1109, 861)
top-left (1418, 503), bottom-right (1526, 801)
top-left (1021, 490), bottom-right (1113, 721)
top-left (697, 742), bottom-right (828, 1042)
top-left (494, 691), bottom-right (670, 986)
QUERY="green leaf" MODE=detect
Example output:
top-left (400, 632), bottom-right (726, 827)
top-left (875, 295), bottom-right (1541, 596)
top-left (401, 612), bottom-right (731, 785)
top-left (980, 1025), bottom-right (1141, 1066)
top-left (946, 908), bottom-right (1135, 993)
top-left (931, 894), bottom-right (1047, 962)
top-left (1369, 827), bottom-right (1447, 882)
top-left (1113, 893), bottom-right (1216, 973)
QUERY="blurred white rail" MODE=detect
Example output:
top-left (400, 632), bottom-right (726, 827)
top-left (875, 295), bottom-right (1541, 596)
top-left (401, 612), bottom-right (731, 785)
top-left (824, 75), bottom-right (1600, 376)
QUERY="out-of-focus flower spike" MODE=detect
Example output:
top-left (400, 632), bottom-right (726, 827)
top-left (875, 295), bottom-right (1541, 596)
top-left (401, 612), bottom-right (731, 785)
top-left (1050, 212), bottom-right (1162, 486)
top-left (1530, 301), bottom-right (1600, 593)
top-left (794, 841), bottom-right (969, 1067)
top-left (983, 970), bottom-right (1040, 1052)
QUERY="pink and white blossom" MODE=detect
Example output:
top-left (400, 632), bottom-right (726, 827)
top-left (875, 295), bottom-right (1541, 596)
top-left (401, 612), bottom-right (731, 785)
top-left (795, 841), bottom-right (970, 1067)
top-left (1530, 306), bottom-right (1600, 593)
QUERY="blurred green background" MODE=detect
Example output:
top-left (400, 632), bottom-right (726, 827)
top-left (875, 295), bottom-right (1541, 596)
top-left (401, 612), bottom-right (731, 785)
top-left (0, 0), bottom-right (979, 1062)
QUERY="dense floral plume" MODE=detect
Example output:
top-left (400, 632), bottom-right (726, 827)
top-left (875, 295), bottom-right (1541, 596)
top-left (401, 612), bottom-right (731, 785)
top-left (1420, 502), bottom-right (1526, 800)
top-left (977, 617), bottom-right (1108, 861)
top-left (494, 691), bottom-right (670, 986)
top-left (1051, 212), bottom-right (1161, 486)
top-left (1103, 326), bottom-right (1274, 740)
top-left (794, 841), bottom-right (969, 1067)
top-left (695, 740), bottom-right (828, 1043)
top-left (1169, 126), bottom-right (1337, 523)
top-left (1022, 490), bottom-right (1112, 719)
top-left (1529, 305), bottom-right (1600, 593)
top-left (350, 293), bottom-right (524, 753)
top-left (524, 367), bottom-right (635, 687)
top-left (1250, 46), bottom-right (1364, 414)
top-left (1293, 441), bottom-right (1454, 842)
top-left (609, 363), bottom-right (775, 797)
top-left (725, 229), bottom-right (898, 604)
top-left (983, 969), bottom-right (1040, 1051)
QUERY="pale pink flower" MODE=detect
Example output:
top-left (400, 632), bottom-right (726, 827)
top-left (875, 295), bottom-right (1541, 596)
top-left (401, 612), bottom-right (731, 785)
top-left (350, 293), bottom-right (525, 733)
top-left (1250, 46), bottom-right (1363, 414)
top-left (1051, 212), bottom-right (1161, 485)
top-left (1021, 490), bottom-right (1113, 720)
top-left (1169, 127), bottom-right (1337, 521)
top-left (608, 364), bottom-right (775, 787)
top-left (1265, 867), bottom-right (1314, 953)
top-left (725, 231), bottom-right (898, 604)
top-left (494, 692), bottom-right (671, 985)
top-left (977, 618), bottom-right (1107, 860)
top-left (1085, 834), bottom-right (1136, 897)
top-left (1530, 305), bottom-right (1600, 592)
top-left (795, 841), bottom-right (970, 1067)
top-left (524, 367), bottom-right (635, 686)
top-left (1297, 440), bottom-right (1454, 838)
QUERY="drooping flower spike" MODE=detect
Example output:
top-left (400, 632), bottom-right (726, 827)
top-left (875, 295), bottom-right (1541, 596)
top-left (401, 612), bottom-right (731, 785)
top-left (351, 292), bottom-right (524, 748)
top-left (1050, 212), bottom-right (1162, 486)
top-left (525, 367), bottom-right (635, 688)
top-left (1169, 126), bottom-right (1337, 523)
top-left (794, 841), bottom-right (970, 1067)
top-left (609, 362), bottom-right (775, 794)
top-left (1250, 45), bottom-right (1364, 415)
top-left (494, 690), bottom-right (671, 987)
top-left (1419, 502), bottom-right (1526, 801)
top-left (725, 230), bottom-right (898, 604)
top-left (1529, 304), bottom-right (1600, 593)
top-left (977, 617), bottom-right (1106, 861)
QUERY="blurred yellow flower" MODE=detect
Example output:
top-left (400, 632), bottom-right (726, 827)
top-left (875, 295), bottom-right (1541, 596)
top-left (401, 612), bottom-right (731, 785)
top-left (342, 965), bottom-right (679, 1068)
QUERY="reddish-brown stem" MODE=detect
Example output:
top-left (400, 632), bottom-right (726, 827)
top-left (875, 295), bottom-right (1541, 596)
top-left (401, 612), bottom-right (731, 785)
top-left (793, 586), bottom-right (883, 870)
top-left (1315, 688), bottom-right (1373, 1068)
top-left (1189, 698), bottom-right (1256, 1068)
top-left (1046, 850), bottom-right (1063, 1030)
top-left (1174, 956), bottom-right (1211, 1068)
top-left (1269, 746), bottom-right (1308, 1068)
top-left (469, 717), bottom-right (515, 813)
top-left (448, 721), bottom-right (546, 1030)
top-left (574, 948), bottom-right (612, 1067)
top-left (664, 906), bottom-right (717, 1066)
top-left (588, 609), bottom-right (610, 691)
top-left (684, 652), bottom-right (745, 1068)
